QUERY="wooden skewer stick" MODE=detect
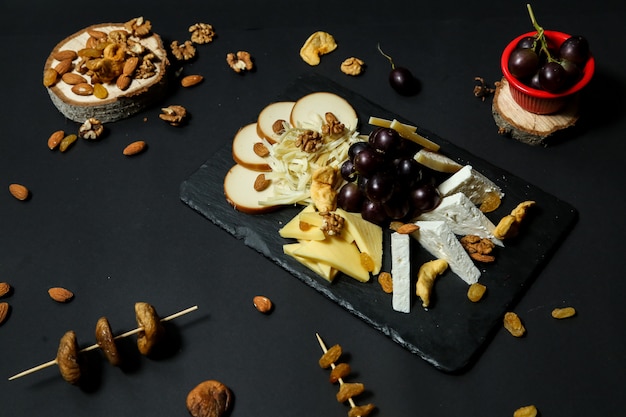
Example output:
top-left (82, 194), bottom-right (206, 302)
top-left (8, 305), bottom-right (198, 381)
top-left (315, 333), bottom-right (358, 410)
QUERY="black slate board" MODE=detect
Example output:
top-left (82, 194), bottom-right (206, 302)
top-left (179, 74), bottom-right (578, 372)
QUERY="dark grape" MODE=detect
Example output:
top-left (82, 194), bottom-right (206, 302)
top-left (516, 35), bottom-right (537, 51)
top-left (383, 191), bottom-right (411, 220)
top-left (348, 141), bottom-right (369, 161)
top-left (389, 67), bottom-right (420, 96)
top-left (368, 127), bottom-right (401, 155)
top-left (528, 71), bottom-right (542, 90)
top-left (395, 137), bottom-right (420, 158)
top-left (409, 183), bottom-right (441, 213)
top-left (361, 199), bottom-right (389, 226)
top-left (538, 61), bottom-right (567, 92)
top-left (340, 160), bottom-right (357, 182)
top-left (365, 172), bottom-right (394, 203)
top-left (337, 182), bottom-right (364, 213)
top-left (559, 59), bottom-right (582, 86)
top-left (394, 157), bottom-right (422, 187)
top-left (353, 146), bottom-right (383, 178)
top-left (559, 35), bottom-right (589, 66)
top-left (508, 48), bottom-right (540, 79)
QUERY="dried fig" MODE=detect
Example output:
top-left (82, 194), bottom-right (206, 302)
top-left (186, 380), bottom-right (232, 417)
top-left (135, 302), bottom-right (164, 355)
top-left (56, 330), bottom-right (81, 384)
top-left (95, 316), bottom-right (121, 366)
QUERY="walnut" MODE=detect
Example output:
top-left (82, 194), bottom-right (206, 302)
top-left (321, 112), bottom-right (345, 136)
top-left (78, 117), bottom-right (104, 140)
top-left (189, 23), bottom-right (216, 44)
top-left (320, 212), bottom-right (344, 236)
top-left (108, 29), bottom-right (129, 44)
top-left (171, 40), bottom-right (196, 61)
top-left (159, 105), bottom-right (187, 126)
top-left (460, 235), bottom-right (496, 263)
top-left (295, 129), bottom-right (323, 153)
top-left (341, 57), bottom-right (365, 76)
top-left (135, 54), bottom-right (157, 79)
top-left (226, 51), bottom-right (254, 73)
top-left (125, 16), bottom-right (152, 38)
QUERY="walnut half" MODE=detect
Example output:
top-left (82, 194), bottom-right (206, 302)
top-left (159, 105), bottom-right (187, 126)
top-left (226, 51), bottom-right (254, 73)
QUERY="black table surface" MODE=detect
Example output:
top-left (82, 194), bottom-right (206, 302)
top-left (1, 1), bottom-right (625, 416)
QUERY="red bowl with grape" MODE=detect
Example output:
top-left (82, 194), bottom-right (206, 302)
top-left (501, 30), bottom-right (595, 115)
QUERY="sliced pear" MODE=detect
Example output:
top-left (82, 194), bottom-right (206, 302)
top-left (289, 92), bottom-right (358, 131)
top-left (256, 101), bottom-right (295, 143)
top-left (224, 164), bottom-right (279, 214)
top-left (232, 123), bottom-right (271, 172)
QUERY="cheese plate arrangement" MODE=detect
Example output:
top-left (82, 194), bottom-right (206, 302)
top-left (180, 73), bottom-right (577, 372)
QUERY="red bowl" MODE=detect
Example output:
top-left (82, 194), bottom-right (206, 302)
top-left (501, 30), bottom-right (595, 114)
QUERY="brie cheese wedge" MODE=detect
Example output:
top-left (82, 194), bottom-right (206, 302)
top-left (391, 232), bottom-right (411, 313)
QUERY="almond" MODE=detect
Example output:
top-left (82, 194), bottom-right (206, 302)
top-left (47, 130), bottom-right (65, 149)
top-left (253, 173), bottom-right (271, 191)
top-left (253, 142), bottom-right (269, 157)
top-left (52, 50), bottom-right (78, 61)
top-left (181, 74), bottom-right (203, 87)
top-left (123, 140), bottom-right (147, 156)
top-left (116, 74), bottom-right (132, 91)
top-left (61, 72), bottom-right (87, 85)
top-left (123, 57), bottom-right (139, 76)
top-left (71, 82), bottom-right (94, 96)
top-left (0, 282), bottom-right (11, 298)
top-left (9, 183), bottom-right (29, 201)
top-left (48, 287), bottom-right (74, 303)
top-left (87, 29), bottom-right (107, 39)
top-left (54, 59), bottom-right (73, 75)
top-left (0, 302), bottom-right (9, 325)
top-left (396, 223), bottom-right (420, 234)
top-left (253, 295), bottom-right (273, 313)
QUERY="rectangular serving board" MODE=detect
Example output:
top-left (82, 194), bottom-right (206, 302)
top-left (180, 74), bottom-right (577, 372)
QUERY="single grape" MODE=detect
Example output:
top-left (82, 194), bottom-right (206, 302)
top-left (353, 146), bottom-right (384, 178)
top-left (378, 44), bottom-right (420, 96)
top-left (559, 59), bottom-right (582, 86)
top-left (395, 137), bottom-right (420, 158)
top-left (340, 160), bottom-right (357, 182)
top-left (528, 71), bottom-right (542, 89)
top-left (409, 183), bottom-right (441, 213)
top-left (383, 190), bottom-right (411, 220)
top-left (516, 35), bottom-right (537, 51)
top-left (337, 182), bottom-right (364, 213)
top-left (394, 157), bottom-right (422, 187)
top-left (538, 61), bottom-right (567, 92)
top-left (508, 48), bottom-right (540, 79)
top-left (348, 141), bottom-right (369, 162)
top-left (365, 172), bottom-right (394, 203)
top-left (369, 127), bottom-right (401, 155)
top-left (559, 35), bottom-right (589, 67)
top-left (361, 199), bottom-right (389, 226)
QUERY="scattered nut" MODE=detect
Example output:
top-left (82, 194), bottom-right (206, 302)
top-left (377, 272), bottom-right (393, 293)
top-left (341, 57), bottom-right (365, 76)
top-left (320, 212), bottom-right (345, 236)
top-left (48, 287), bottom-right (74, 303)
top-left (0, 302), bottom-right (10, 325)
top-left (460, 235), bottom-right (496, 263)
top-left (319, 344), bottom-right (342, 368)
top-left (181, 74), bottom-right (204, 87)
top-left (467, 282), bottom-right (487, 302)
top-left (321, 112), bottom-right (345, 136)
top-left (56, 330), bottom-right (82, 384)
top-left (159, 105), bottom-right (187, 126)
top-left (78, 117), bottom-right (104, 140)
top-left (503, 311), bottom-right (526, 337)
top-left (551, 306), bottom-right (576, 319)
top-left (54, 59), bottom-right (73, 76)
top-left (52, 50), bottom-right (78, 61)
top-left (252, 295), bottom-right (273, 313)
top-left (47, 130), bottom-right (65, 150)
top-left (71, 82), bottom-right (94, 96)
top-left (272, 119), bottom-right (286, 135)
top-left (171, 40), bottom-right (196, 60)
top-left (226, 51), bottom-right (254, 73)
top-left (395, 223), bottom-right (419, 234)
top-left (0, 282), bottom-right (11, 298)
top-left (186, 380), bottom-right (232, 417)
top-left (125, 16), bottom-right (152, 37)
top-left (123, 140), bottom-right (147, 156)
top-left (253, 142), bottom-right (269, 157)
top-left (253, 173), bottom-right (271, 191)
top-left (9, 184), bottom-right (29, 201)
top-left (61, 73), bottom-right (87, 85)
top-left (189, 23), bottom-right (216, 44)
top-left (300, 31), bottom-right (337, 66)
top-left (116, 74), bottom-right (132, 90)
top-left (513, 405), bottom-right (538, 417)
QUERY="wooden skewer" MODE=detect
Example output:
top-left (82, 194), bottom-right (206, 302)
top-left (8, 305), bottom-right (198, 381)
top-left (315, 333), bottom-right (358, 410)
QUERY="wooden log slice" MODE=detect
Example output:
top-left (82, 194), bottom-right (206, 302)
top-left (43, 22), bottom-right (169, 123)
top-left (492, 78), bottom-right (579, 146)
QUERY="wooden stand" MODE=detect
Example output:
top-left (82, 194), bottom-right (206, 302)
top-left (492, 78), bottom-right (579, 146)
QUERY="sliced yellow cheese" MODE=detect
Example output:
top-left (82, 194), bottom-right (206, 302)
top-left (389, 119), bottom-right (440, 152)
top-left (283, 242), bottom-right (337, 281)
top-left (292, 238), bottom-right (370, 282)
top-left (335, 208), bottom-right (383, 275)
top-left (368, 116), bottom-right (417, 132)
top-left (279, 205), bottom-right (325, 241)
top-left (298, 210), bottom-right (355, 243)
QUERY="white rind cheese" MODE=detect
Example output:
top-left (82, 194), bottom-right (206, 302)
top-left (437, 165), bottom-right (504, 205)
top-left (391, 232), bottom-right (411, 313)
top-left (412, 220), bottom-right (480, 284)
top-left (417, 192), bottom-right (503, 246)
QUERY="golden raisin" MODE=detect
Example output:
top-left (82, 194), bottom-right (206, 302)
top-left (43, 68), bottom-right (58, 87)
top-left (93, 83), bottom-right (109, 99)
top-left (377, 272), bottom-right (393, 294)
top-left (480, 191), bottom-right (502, 213)
top-left (319, 344), bottom-right (342, 368)
top-left (348, 403), bottom-right (376, 417)
top-left (551, 307), bottom-right (576, 319)
top-left (467, 283), bottom-right (487, 302)
top-left (329, 362), bottom-right (351, 383)
top-left (514, 405), bottom-right (538, 417)
top-left (336, 382), bottom-right (364, 403)
top-left (59, 134), bottom-right (78, 152)
top-left (360, 252), bottom-right (375, 272)
top-left (503, 311), bottom-right (526, 337)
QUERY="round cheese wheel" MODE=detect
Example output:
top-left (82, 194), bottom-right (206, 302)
top-left (232, 123), bottom-right (271, 171)
top-left (224, 164), bottom-right (279, 214)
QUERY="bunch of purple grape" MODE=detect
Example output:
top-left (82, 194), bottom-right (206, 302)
top-left (336, 127), bottom-right (441, 226)
top-left (508, 34), bottom-right (590, 93)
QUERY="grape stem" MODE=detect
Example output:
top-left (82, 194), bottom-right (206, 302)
top-left (526, 3), bottom-right (557, 63)
top-left (377, 43), bottom-right (396, 69)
